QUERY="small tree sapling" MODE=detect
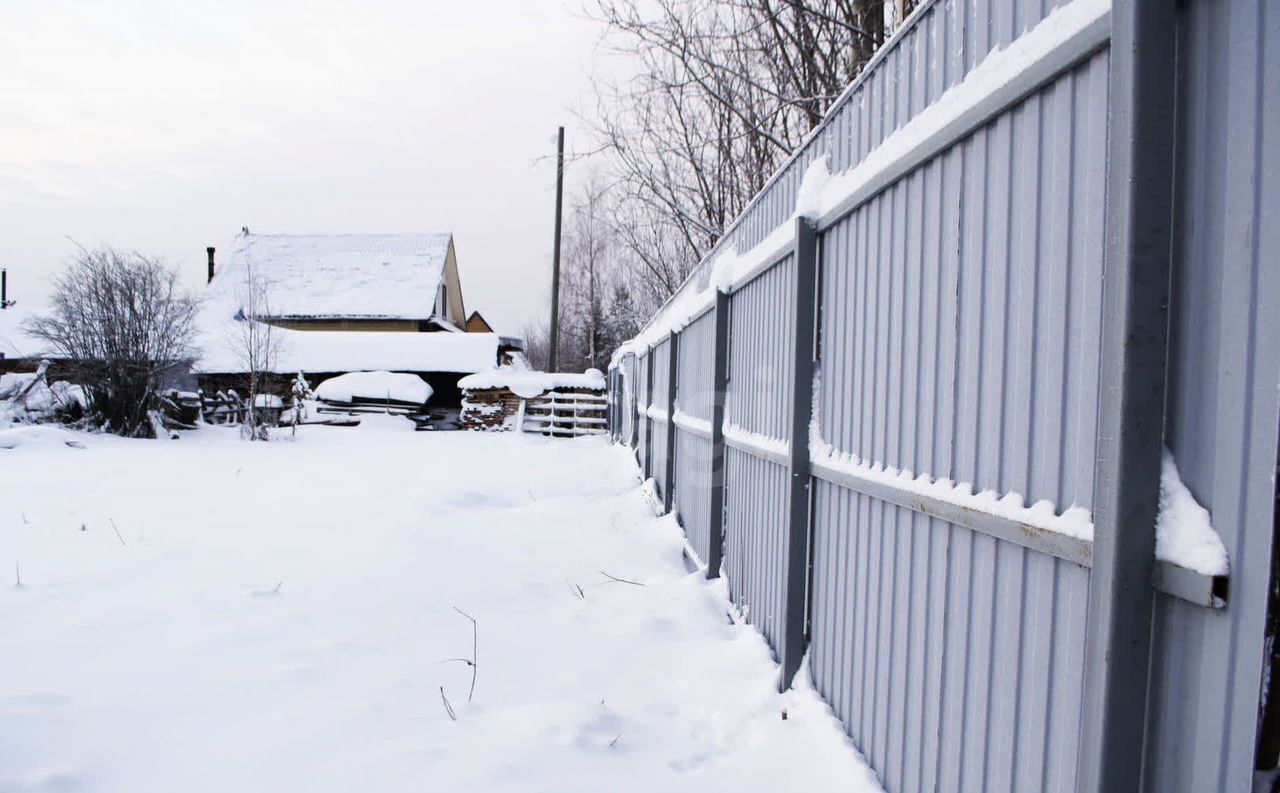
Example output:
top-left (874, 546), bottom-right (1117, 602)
top-left (225, 255), bottom-right (280, 441)
top-left (289, 371), bottom-right (312, 435)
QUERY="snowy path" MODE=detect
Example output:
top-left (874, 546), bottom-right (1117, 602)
top-left (0, 421), bottom-right (880, 793)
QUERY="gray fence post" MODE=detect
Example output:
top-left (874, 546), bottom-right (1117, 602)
top-left (1076, 0), bottom-right (1176, 790)
top-left (779, 216), bottom-right (820, 691)
top-left (628, 356), bottom-right (637, 450)
top-left (664, 331), bottom-right (679, 514)
top-left (608, 370), bottom-right (617, 441)
top-left (707, 290), bottom-right (730, 579)
top-left (613, 369), bottom-right (621, 442)
top-left (643, 349), bottom-right (655, 481)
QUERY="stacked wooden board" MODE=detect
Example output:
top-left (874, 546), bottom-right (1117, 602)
top-left (520, 388), bottom-right (607, 437)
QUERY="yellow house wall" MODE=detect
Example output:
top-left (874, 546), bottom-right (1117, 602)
top-left (440, 244), bottom-right (466, 325)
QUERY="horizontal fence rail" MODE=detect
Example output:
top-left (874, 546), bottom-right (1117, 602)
top-left (607, 0), bottom-right (1278, 790)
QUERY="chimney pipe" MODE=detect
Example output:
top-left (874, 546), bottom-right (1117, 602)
top-left (206, 247), bottom-right (215, 283)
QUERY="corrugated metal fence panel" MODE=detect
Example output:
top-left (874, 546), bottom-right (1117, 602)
top-left (673, 308), bottom-right (718, 564)
top-left (649, 339), bottom-right (671, 498)
top-left (809, 482), bottom-right (1089, 793)
top-left (723, 446), bottom-right (790, 654)
top-left (651, 337), bottom-right (671, 413)
top-left (805, 31), bottom-right (1109, 793)
top-left (676, 308), bottom-right (716, 421)
top-left (636, 351), bottom-right (650, 477)
top-left (610, 0), bottom-right (1279, 789)
top-left (674, 431), bottom-right (714, 566)
top-left (815, 49), bottom-right (1108, 509)
top-left (725, 256), bottom-right (795, 440)
top-left (721, 256), bottom-right (795, 656)
top-left (1144, 2), bottom-right (1280, 790)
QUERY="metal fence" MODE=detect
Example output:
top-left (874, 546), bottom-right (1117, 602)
top-left (608, 0), bottom-right (1279, 791)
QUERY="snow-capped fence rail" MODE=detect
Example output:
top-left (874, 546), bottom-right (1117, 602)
top-left (607, 0), bottom-right (1280, 791)
top-left (197, 390), bottom-right (248, 425)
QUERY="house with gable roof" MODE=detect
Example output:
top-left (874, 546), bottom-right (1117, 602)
top-left (195, 230), bottom-right (520, 409)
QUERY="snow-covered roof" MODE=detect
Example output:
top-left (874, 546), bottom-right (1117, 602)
top-left (459, 367), bottom-right (605, 398)
top-left (193, 231), bottom-right (494, 375)
top-left (196, 325), bottom-right (499, 375)
top-left (208, 232), bottom-right (453, 321)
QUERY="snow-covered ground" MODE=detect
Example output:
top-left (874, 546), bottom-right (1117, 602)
top-left (0, 420), bottom-right (880, 793)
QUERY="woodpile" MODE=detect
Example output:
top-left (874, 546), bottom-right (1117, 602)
top-left (315, 395), bottom-right (433, 430)
top-left (459, 384), bottom-right (607, 436)
top-left (460, 387), bottom-right (521, 430)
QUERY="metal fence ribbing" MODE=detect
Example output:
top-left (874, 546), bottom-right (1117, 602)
top-left (605, 0), bottom-right (1278, 789)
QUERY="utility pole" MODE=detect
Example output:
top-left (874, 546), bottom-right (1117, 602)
top-left (548, 126), bottom-right (565, 372)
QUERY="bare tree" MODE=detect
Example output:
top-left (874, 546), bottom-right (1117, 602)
top-left (554, 177), bottom-right (646, 371)
top-left (522, 320), bottom-right (551, 371)
top-left (23, 247), bottom-right (196, 438)
top-left (586, 0), bottom-right (896, 305)
top-left (226, 257), bottom-right (281, 440)
top-left (559, 178), bottom-right (610, 370)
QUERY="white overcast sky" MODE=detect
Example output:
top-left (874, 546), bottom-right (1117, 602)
top-left (0, 0), bottom-right (613, 335)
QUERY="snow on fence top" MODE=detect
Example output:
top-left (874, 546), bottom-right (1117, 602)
top-left (196, 326), bottom-right (499, 374)
top-left (459, 367), bottom-right (605, 399)
top-left (208, 232), bottom-right (453, 320)
top-left (314, 371), bottom-right (433, 405)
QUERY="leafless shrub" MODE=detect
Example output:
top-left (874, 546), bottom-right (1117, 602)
top-left (23, 247), bottom-right (196, 438)
top-left (226, 256), bottom-right (280, 441)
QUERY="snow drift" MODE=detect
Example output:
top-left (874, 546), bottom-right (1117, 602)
top-left (314, 371), bottom-right (433, 405)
